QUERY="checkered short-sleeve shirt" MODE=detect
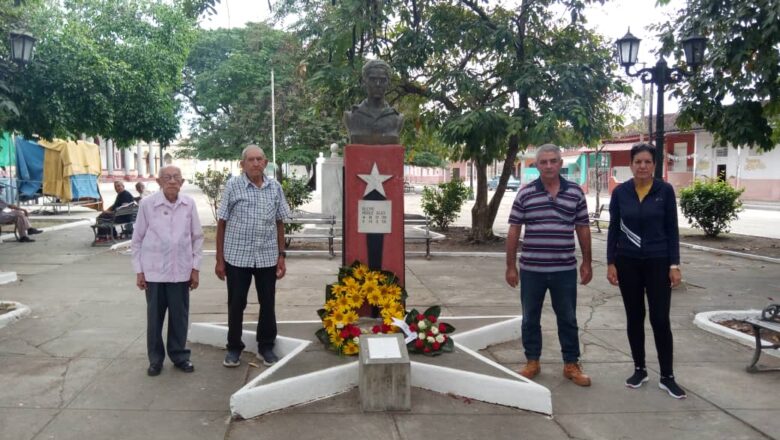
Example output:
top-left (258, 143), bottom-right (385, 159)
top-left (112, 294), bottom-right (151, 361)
top-left (217, 173), bottom-right (291, 268)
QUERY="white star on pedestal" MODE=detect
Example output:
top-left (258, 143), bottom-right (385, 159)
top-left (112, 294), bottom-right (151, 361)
top-left (358, 162), bottom-right (392, 197)
top-left (189, 316), bottom-right (551, 419)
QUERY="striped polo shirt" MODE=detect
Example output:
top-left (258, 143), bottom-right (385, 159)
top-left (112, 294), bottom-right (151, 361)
top-left (508, 176), bottom-right (589, 272)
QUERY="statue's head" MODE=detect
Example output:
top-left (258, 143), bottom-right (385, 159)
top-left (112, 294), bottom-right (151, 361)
top-left (361, 59), bottom-right (392, 100)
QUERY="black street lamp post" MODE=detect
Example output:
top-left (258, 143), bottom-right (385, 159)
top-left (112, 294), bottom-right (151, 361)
top-left (616, 29), bottom-right (706, 179)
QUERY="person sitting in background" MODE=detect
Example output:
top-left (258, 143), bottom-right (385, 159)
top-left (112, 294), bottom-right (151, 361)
top-left (135, 181), bottom-right (150, 202)
top-left (0, 196), bottom-right (43, 242)
top-left (96, 181), bottom-right (136, 240)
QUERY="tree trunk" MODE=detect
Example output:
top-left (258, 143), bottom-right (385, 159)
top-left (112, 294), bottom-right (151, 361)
top-left (470, 162), bottom-right (493, 242)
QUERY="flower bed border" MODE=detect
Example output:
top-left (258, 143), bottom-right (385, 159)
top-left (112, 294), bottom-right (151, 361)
top-left (693, 310), bottom-right (780, 360)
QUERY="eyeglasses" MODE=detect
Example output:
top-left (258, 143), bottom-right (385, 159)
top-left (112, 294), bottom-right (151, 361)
top-left (160, 174), bottom-right (182, 182)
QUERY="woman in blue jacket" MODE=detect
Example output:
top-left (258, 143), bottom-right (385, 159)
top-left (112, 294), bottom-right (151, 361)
top-left (606, 143), bottom-right (686, 399)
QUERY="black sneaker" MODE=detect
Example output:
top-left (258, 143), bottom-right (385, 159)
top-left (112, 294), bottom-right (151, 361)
top-left (27, 228), bottom-right (43, 235)
top-left (223, 350), bottom-right (241, 368)
top-left (17, 236), bottom-right (34, 243)
top-left (257, 348), bottom-right (278, 366)
top-left (659, 376), bottom-right (687, 399)
top-left (625, 368), bottom-right (649, 388)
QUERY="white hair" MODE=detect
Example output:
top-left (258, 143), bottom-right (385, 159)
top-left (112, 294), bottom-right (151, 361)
top-left (535, 143), bottom-right (562, 160)
top-left (241, 145), bottom-right (266, 160)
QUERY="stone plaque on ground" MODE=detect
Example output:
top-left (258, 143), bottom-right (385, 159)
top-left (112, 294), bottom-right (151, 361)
top-left (358, 333), bottom-right (411, 411)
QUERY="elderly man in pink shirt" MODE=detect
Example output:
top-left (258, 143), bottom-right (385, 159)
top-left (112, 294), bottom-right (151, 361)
top-left (132, 165), bottom-right (204, 377)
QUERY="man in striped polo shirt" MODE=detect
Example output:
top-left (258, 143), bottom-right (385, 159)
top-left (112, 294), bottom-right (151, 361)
top-left (505, 144), bottom-right (593, 387)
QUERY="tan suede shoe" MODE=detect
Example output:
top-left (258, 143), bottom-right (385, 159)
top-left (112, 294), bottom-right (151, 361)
top-left (519, 360), bottom-right (541, 379)
top-left (563, 362), bottom-right (591, 387)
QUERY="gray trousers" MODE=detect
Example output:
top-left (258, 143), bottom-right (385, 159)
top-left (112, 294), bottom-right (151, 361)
top-left (146, 282), bottom-right (190, 365)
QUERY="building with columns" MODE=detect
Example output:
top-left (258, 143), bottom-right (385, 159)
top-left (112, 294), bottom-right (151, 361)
top-left (95, 138), bottom-right (239, 182)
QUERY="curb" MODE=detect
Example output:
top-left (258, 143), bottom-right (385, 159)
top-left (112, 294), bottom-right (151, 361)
top-left (680, 242), bottom-right (780, 264)
top-left (0, 271), bottom-right (17, 285)
top-left (0, 301), bottom-right (31, 330)
top-left (0, 218), bottom-right (91, 243)
top-left (693, 310), bottom-right (780, 360)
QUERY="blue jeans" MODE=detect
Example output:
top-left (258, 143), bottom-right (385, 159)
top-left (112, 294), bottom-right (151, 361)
top-left (520, 269), bottom-right (580, 363)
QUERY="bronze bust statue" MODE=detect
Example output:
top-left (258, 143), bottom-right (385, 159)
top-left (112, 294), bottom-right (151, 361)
top-left (344, 59), bottom-right (404, 145)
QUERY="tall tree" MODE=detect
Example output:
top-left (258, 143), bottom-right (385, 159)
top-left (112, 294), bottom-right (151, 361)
top-left (181, 24), bottom-right (342, 167)
top-left (656, 0), bottom-right (780, 150)
top-left (277, 0), bottom-right (628, 240)
top-left (5, 0), bottom-right (196, 147)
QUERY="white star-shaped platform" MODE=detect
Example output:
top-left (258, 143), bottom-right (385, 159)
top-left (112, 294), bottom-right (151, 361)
top-left (357, 162), bottom-right (392, 197)
top-left (189, 316), bottom-right (551, 419)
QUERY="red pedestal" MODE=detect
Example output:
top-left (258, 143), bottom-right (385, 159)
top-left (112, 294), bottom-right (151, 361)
top-left (343, 145), bottom-right (405, 286)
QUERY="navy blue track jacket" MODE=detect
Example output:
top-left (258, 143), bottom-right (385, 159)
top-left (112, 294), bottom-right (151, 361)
top-left (606, 178), bottom-right (680, 265)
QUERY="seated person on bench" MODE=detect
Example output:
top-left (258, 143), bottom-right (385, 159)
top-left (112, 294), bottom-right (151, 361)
top-left (0, 195), bottom-right (43, 243)
top-left (96, 181), bottom-right (136, 239)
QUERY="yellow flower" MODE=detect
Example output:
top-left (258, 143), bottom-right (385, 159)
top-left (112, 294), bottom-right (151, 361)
top-left (330, 284), bottom-right (346, 296)
top-left (363, 281), bottom-right (383, 306)
top-left (381, 305), bottom-right (405, 325)
top-left (331, 309), bottom-right (346, 326)
top-left (382, 284), bottom-right (402, 301)
top-left (352, 263), bottom-right (369, 280)
top-left (342, 342), bottom-right (359, 355)
top-left (335, 295), bottom-right (351, 310)
top-left (330, 333), bottom-right (344, 347)
top-left (343, 276), bottom-right (359, 291)
top-left (343, 309), bottom-right (359, 326)
top-left (346, 291), bottom-right (364, 309)
top-left (324, 299), bottom-right (339, 312)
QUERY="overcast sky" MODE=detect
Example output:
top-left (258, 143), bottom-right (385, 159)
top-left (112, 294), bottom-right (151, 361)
top-left (199, 0), bottom-right (689, 116)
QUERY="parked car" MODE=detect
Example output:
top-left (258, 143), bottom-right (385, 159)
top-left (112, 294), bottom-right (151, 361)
top-left (487, 176), bottom-right (521, 191)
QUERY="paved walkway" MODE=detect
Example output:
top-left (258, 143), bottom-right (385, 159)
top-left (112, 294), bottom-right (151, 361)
top-left (1, 219), bottom-right (779, 440)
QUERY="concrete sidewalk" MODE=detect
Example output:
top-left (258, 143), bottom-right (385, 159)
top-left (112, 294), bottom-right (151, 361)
top-left (1, 225), bottom-right (779, 439)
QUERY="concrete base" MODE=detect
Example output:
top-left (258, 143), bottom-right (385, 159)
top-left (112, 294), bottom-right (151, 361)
top-left (359, 333), bottom-right (411, 411)
top-left (189, 315), bottom-right (552, 419)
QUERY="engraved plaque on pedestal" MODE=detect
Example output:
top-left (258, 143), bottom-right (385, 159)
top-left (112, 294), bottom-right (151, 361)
top-left (358, 200), bottom-right (392, 234)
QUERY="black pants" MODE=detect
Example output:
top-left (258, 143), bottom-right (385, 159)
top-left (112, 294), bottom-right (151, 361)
top-left (146, 282), bottom-right (190, 366)
top-left (226, 263), bottom-right (277, 352)
top-left (616, 255), bottom-right (674, 377)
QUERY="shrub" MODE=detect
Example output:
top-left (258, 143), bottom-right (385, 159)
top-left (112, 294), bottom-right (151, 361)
top-left (679, 179), bottom-right (744, 237)
top-left (421, 179), bottom-right (469, 230)
top-left (281, 175), bottom-right (313, 235)
top-left (192, 167), bottom-right (230, 222)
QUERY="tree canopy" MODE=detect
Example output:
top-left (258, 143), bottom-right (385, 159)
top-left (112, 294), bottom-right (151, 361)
top-left (657, 0), bottom-right (780, 150)
top-left (276, 0), bottom-right (629, 240)
top-left (181, 23), bottom-right (342, 164)
top-left (4, 0), bottom-right (196, 147)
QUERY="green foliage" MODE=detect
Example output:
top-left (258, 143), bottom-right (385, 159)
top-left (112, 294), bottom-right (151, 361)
top-left (192, 167), bottom-right (230, 222)
top-left (281, 175), bottom-right (313, 234)
top-left (276, 0), bottom-right (629, 241)
top-left (679, 179), bottom-right (744, 237)
top-left (181, 24), bottom-right (342, 164)
top-left (421, 179), bottom-right (469, 231)
top-left (656, 0), bottom-right (780, 151)
top-left (5, 0), bottom-right (196, 146)
top-left (407, 151), bottom-right (445, 168)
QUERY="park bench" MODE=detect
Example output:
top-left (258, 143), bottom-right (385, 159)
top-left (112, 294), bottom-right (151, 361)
top-left (742, 305), bottom-right (780, 373)
top-left (0, 220), bottom-right (19, 241)
top-left (284, 211), bottom-right (443, 259)
top-left (403, 214), bottom-right (444, 259)
top-left (589, 203), bottom-right (609, 233)
top-left (285, 211), bottom-right (339, 258)
top-left (90, 203), bottom-right (138, 246)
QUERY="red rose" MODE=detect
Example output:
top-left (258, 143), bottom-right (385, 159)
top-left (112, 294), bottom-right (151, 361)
top-left (381, 324), bottom-right (392, 333)
top-left (340, 329), bottom-right (349, 339)
top-left (424, 347), bottom-right (431, 353)
top-left (350, 326), bottom-right (361, 337)
top-left (372, 325), bottom-right (381, 334)
top-left (439, 323), bottom-right (447, 333)
top-left (427, 330), bottom-right (434, 337)
top-left (409, 323), bottom-right (418, 332)
top-left (415, 339), bottom-right (424, 349)
top-left (428, 315), bottom-right (437, 323)
top-left (433, 342), bottom-right (441, 350)
top-left (417, 314), bottom-right (425, 321)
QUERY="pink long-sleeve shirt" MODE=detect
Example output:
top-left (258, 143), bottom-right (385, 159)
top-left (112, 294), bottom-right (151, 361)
top-left (131, 191), bottom-right (204, 282)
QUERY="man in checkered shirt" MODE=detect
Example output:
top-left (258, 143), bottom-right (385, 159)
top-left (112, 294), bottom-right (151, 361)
top-left (215, 145), bottom-right (291, 368)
